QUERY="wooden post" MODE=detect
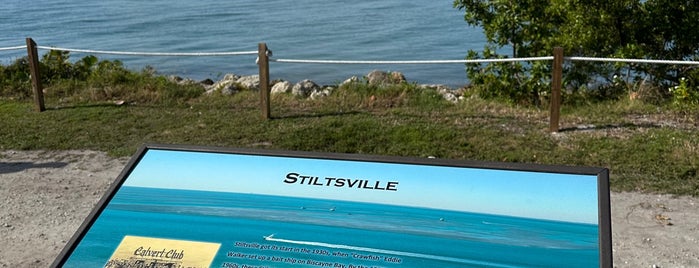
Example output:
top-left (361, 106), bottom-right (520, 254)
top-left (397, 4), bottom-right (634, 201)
top-left (549, 47), bottom-right (563, 132)
top-left (258, 43), bottom-right (271, 119)
top-left (26, 38), bottom-right (45, 112)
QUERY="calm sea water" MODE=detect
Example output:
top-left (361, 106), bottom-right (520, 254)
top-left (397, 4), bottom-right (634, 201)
top-left (0, 0), bottom-right (486, 86)
top-left (62, 186), bottom-right (599, 267)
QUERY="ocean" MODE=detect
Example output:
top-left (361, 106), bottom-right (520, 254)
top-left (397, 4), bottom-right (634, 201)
top-left (0, 0), bottom-right (487, 87)
top-left (62, 186), bottom-right (600, 267)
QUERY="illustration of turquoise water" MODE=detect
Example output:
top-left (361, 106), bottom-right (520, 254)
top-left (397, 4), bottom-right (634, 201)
top-left (63, 186), bottom-right (599, 267)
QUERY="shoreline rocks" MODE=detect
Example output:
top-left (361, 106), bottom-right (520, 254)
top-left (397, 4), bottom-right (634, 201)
top-left (169, 69), bottom-right (466, 102)
top-left (291, 79), bottom-right (320, 98)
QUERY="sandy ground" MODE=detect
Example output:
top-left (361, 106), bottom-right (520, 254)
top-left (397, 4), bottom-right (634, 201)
top-left (1, 150), bottom-right (698, 268)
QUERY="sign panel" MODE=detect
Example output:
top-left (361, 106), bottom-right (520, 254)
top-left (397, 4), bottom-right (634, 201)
top-left (53, 144), bottom-right (612, 267)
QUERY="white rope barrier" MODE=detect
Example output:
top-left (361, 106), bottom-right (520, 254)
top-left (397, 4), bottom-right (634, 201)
top-left (270, 56), bottom-right (554, 65)
top-left (6, 43), bottom-right (699, 66)
top-left (0, 45), bottom-right (27, 51)
top-left (272, 56), bottom-right (699, 66)
top-left (567, 56), bottom-right (699, 65)
top-left (35, 46), bottom-right (258, 56)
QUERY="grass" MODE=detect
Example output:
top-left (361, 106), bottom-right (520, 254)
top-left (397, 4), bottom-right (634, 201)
top-left (1, 80), bottom-right (698, 196)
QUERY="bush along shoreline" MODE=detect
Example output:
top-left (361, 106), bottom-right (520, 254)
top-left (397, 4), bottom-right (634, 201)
top-left (0, 51), bottom-right (468, 104)
top-left (2, 51), bottom-right (697, 107)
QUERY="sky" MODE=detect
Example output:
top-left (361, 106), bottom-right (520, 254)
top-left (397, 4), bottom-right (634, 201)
top-left (123, 149), bottom-right (602, 224)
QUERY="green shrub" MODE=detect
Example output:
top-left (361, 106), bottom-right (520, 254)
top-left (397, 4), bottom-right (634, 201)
top-left (670, 76), bottom-right (699, 106)
top-left (1, 50), bottom-right (204, 104)
top-left (0, 57), bottom-right (32, 98)
top-left (465, 49), bottom-right (549, 106)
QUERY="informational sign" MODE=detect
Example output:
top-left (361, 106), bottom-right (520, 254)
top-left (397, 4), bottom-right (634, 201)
top-left (53, 144), bottom-right (612, 267)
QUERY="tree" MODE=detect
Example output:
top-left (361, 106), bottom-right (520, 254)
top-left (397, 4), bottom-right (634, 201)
top-left (454, 0), bottom-right (558, 104)
top-left (636, 1), bottom-right (699, 85)
top-left (454, 0), bottom-right (699, 104)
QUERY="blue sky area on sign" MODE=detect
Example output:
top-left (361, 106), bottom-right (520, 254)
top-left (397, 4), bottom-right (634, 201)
top-left (123, 149), bottom-right (599, 224)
